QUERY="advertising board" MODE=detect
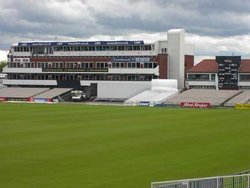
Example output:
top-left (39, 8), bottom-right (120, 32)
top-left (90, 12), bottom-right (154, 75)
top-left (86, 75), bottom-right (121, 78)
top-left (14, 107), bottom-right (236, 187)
top-left (235, 103), bottom-right (250, 110)
top-left (180, 102), bottom-right (211, 108)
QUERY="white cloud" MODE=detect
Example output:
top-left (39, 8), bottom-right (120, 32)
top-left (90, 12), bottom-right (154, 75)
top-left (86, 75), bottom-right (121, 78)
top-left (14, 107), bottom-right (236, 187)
top-left (186, 33), bottom-right (250, 57)
top-left (84, 31), bottom-right (168, 43)
top-left (0, 50), bottom-right (8, 61)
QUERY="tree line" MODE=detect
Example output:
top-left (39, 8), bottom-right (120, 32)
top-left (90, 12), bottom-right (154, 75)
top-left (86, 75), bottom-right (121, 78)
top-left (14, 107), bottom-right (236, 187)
top-left (0, 61), bottom-right (7, 72)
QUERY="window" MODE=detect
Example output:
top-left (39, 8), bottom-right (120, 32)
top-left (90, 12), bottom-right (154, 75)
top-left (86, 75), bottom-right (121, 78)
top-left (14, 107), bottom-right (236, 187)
top-left (64, 46), bottom-right (70, 51)
top-left (89, 46), bottom-right (95, 51)
top-left (111, 46), bottom-right (117, 51)
top-left (118, 46), bottom-right (125, 51)
top-left (211, 74), bottom-right (215, 81)
top-left (103, 46), bottom-right (110, 51)
top-left (161, 48), bottom-right (167, 53)
top-left (148, 63), bottom-right (152, 68)
top-left (188, 74), bottom-right (209, 81)
top-left (96, 46), bottom-right (102, 51)
top-left (82, 46), bottom-right (89, 51)
top-left (144, 45), bottom-right (152, 51)
top-left (126, 46), bottom-right (133, 51)
top-left (133, 46), bottom-right (140, 51)
top-left (239, 75), bottom-right (250, 81)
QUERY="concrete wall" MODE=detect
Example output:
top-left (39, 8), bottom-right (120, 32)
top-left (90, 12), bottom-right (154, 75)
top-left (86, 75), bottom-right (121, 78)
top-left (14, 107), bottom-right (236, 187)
top-left (167, 29), bottom-right (185, 90)
top-left (2, 79), bottom-right (57, 86)
top-left (80, 81), bottom-right (151, 99)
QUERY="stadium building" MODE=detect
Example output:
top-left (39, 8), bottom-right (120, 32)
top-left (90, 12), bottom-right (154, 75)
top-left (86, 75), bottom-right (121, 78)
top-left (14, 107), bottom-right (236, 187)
top-left (186, 56), bottom-right (250, 90)
top-left (2, 29), bottom-right (195, 100)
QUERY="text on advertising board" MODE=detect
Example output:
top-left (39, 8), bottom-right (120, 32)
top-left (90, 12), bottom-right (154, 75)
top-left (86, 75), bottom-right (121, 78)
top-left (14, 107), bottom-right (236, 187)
top-left (180, 102), bottom-right (211, 108)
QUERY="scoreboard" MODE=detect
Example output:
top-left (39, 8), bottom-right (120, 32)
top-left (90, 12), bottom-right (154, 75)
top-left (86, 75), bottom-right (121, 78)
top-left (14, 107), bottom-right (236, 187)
top-left (216, 56), bottom-right (240, 90)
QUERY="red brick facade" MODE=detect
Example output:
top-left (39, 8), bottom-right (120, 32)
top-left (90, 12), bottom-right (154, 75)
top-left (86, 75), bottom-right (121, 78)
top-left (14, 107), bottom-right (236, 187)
top-left (157, 54), bottom-right (168, 79)
top-left (185, 55), bottom-right (194, 71)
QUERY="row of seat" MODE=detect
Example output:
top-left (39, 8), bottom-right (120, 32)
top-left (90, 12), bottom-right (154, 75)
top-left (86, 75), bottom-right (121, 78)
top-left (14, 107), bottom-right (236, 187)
top-left (166, 89), bottom-right (242, 106)
top-left (125, 90), bottom-right (178, 104)
top-left (0, 87), bottom-right (50, 98)
top-left (34, 88), bottom-right (72, 99)
top-left (224, 90), bottom-right (250, 106)
top-left (0, 87), bottom-right (72, 99)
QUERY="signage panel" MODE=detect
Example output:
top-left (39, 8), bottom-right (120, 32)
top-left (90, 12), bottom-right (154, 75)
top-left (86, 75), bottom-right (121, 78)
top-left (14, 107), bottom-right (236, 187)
top-left (42, 68), bottom-right (108, 72)
top-left (33, 98), bottom-right (52, 103)
top-left (0, 97), bottom-right (6, 102)
top-left (139, 101), bottom-right (150, 106)
top-left (180, 102), bottom-right (211, 108)
top-left (112, 57), bottom-right (151, 62)
top-left (18, 41), bottom-right (144, 47)
top-left (6, 98), bottom-right (28, 102)
top-left (235, 103), bottom-right (250, 109)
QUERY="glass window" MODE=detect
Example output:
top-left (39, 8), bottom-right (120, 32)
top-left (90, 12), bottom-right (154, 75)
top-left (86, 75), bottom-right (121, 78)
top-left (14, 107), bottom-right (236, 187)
top-left (126, 46), bottom-right (132, 51)
top-left (118, 46), bottom-right (125, 51)
top-left (133, 46), bottom-right (140, 51)
top-left (188, 74), bottom-right (209, 81)
top-left (240, 75), bottom-right (250, 81)
top-left (103, 46), bottom-right (110, 51)
top-left (144, 45), bottom-right (152, 50)
top-left (96, 46), bottom-right (102, 51)
top-left (211, 74), bottom-right (215, 81)
top-left (64, 46), bottom-right (70, 51)
top-left (89, 46), bottom-right (95, 51)
top-left (111, 46), bottom-right (117, 51)
top-left (82, 46), bottom-right (88, 51)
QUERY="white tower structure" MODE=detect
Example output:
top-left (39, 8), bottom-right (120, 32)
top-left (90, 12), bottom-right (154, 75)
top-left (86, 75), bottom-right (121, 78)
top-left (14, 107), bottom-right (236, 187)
top-left (167, 29), bottom-right (185, 90)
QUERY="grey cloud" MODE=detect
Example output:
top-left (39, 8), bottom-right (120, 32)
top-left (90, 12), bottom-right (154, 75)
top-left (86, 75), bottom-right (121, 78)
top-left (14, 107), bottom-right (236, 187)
top-left (0, 0), bottom-right (249, 53)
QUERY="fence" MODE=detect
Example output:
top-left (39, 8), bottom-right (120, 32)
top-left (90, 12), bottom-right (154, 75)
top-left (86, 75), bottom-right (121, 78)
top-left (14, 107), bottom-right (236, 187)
top-left (151, 174), bottom-right (250, 188)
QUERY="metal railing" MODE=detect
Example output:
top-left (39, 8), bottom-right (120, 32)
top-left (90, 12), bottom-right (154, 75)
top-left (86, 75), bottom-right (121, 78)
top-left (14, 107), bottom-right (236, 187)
top-left (151, 174), bottom-right (250, 188)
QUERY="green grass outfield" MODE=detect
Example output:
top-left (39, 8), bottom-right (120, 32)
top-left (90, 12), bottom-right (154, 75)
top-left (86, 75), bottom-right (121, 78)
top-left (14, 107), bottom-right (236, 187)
top-left (0, 103), bottom-right (249, 188)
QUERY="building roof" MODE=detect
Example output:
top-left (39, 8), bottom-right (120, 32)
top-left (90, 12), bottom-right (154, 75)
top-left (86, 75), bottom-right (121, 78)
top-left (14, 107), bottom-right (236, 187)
top-left (239, 59), bottom-right (250, 73)
top-left (15, 41), bottom-right (145, 47)
top-left (187, 59), bottom-right (218, 73)
top-left (187, 59), bottom-right (250, 74)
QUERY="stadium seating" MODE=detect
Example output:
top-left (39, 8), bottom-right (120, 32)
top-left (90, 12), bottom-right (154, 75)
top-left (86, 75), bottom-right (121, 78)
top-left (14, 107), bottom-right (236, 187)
top-left (124, 79), bottom-right (178, 105)
top-left (224, 90), bottom-right (250, 106)
top-left (0, 79), bottom-right (6, 89)
top-left (125, 90), bottom-right (178, 104)
top-left (0, 87), bottom-right (50, 98)
top-left (34, 88), bottom-right (72, 99)
top-left (166, 89), bottom-right (242, 106)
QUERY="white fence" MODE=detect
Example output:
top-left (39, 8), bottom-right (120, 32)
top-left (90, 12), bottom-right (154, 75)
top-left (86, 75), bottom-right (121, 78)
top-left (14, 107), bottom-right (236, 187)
top-left (151, 174), bottom-right (250, 188)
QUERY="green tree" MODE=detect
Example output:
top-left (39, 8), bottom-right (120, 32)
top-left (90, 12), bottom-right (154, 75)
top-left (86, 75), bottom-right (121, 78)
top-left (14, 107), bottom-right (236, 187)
top-left (0, 61), bottom-right (7, 72)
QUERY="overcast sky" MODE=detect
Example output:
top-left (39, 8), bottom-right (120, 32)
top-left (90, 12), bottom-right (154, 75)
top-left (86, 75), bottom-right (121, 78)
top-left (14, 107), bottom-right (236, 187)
top-left (0, 0), bottom-right (250, 61)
